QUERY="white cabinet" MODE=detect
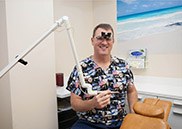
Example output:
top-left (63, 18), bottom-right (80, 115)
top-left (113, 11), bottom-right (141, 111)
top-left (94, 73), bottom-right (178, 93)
top-left (57, 86), bottom-right (78, 129)
top-left (167, 99), bottom-right (182, 129)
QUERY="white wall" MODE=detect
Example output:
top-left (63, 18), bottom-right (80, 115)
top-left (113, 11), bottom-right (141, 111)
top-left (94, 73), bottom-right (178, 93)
top-left (54, 0), bottom-right (94, 76)
top-left (0, 1), bottom-right (12, 129)
top-left (0, 0), bottom-right (58, 129)
top-left (117, 29), bottom-right (182, 78)
top-left (54, 0), bottom-right (117, 77)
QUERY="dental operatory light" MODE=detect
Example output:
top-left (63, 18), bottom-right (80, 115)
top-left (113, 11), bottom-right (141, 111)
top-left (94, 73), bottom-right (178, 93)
top-left (0, 16), bottom-right (98, 95)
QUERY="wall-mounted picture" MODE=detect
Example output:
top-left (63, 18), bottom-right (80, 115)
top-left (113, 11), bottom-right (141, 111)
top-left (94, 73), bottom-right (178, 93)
top-left (117, 0), bottom-right (182, 42)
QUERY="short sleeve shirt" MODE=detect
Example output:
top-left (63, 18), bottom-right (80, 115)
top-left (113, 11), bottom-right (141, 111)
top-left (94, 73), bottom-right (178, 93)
top-left (66, 56), bottom-right (134, 126)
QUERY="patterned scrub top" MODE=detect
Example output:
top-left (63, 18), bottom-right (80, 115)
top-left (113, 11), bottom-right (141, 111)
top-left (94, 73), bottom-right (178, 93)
top-left (66, 56), bottom-right (134, 126)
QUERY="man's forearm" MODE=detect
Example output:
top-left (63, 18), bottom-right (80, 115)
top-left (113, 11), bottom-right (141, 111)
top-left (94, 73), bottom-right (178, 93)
top-left (71, 97), bottom-right (95, 112)
top-left (127, 88), bottom-right (138, 113)
top-left (127, 85), bottom-right (138, 113)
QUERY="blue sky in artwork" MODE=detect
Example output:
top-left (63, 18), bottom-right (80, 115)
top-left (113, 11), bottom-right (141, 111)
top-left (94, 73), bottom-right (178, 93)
top-left (117, 0), bottom-right (182, 17)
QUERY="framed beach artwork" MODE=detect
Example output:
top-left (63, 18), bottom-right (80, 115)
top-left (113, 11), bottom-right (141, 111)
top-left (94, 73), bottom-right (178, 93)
top-left (117, 0), bottom-right (182, 42)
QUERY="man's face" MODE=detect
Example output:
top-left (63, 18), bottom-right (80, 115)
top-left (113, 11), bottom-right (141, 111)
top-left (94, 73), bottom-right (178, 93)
top-left (91, 28), bottom-right (114, 57)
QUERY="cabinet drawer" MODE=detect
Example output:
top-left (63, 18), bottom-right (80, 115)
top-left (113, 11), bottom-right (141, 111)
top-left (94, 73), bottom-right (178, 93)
top-left (58, 109), bottom-right (77, 120)
top-left (173, 100), bottom-right (182, 106)
top-left (58, 115), bottom-right (78, 129)
top-left (58, 109), bottom-right (78, 129)
top-left (173, 108), bottom-right (182, 115)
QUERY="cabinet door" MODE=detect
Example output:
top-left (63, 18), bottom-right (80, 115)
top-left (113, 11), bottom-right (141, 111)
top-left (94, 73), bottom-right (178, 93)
top-left (158, 97), bottom-right (182, 129)
top-left (170, 99), bottom-right (182, 129)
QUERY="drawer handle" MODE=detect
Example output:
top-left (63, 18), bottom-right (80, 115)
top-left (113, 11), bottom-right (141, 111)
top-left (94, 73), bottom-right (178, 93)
top-left (58, 106), bottom-right (72, 112)
top-left (173, 100), bottom-right (182, 106)
top-left (173, 109), bottom-right (182, 115)
top-left (138, 96), bottom-right (143, 101)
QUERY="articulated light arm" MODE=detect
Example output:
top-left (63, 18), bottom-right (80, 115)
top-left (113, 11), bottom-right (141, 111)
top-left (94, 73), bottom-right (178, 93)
top-left (63, 17), bottom-right (98, 95)
top-left (0, 16), bottom-right (66, 78)
top-left (0, 16), bottom-right (97, 95)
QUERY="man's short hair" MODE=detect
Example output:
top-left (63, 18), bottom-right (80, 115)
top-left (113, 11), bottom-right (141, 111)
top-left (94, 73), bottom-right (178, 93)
top-left (92, 23), bottom-right (114, 38)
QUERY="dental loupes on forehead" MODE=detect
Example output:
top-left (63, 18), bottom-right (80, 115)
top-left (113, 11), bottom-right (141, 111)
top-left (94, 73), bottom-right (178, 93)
top-left (101, 32), bottom-right (112, 39)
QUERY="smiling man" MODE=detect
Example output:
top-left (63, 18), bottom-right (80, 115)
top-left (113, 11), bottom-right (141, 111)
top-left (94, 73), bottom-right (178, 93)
top-left (66, 23), bottom-right (138, 129)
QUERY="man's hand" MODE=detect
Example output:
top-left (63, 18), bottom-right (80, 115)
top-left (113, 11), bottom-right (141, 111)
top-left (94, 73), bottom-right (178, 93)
top-left (92, 90), bottom-right (112, 109)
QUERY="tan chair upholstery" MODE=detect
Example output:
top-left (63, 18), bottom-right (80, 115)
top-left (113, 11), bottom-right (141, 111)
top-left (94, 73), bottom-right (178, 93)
top-left (143, 98), bottom-right (172, 122)
top-left (120, 98), bottom-right (172, 129)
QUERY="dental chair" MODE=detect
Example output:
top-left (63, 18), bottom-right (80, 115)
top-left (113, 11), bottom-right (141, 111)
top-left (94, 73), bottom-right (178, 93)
top-left (120, 98), bottom-right (172, 129)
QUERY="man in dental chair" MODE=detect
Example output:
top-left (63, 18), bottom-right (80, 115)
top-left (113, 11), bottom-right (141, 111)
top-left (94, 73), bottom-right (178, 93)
top-left (66, 23), bottom-right (138, 129)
